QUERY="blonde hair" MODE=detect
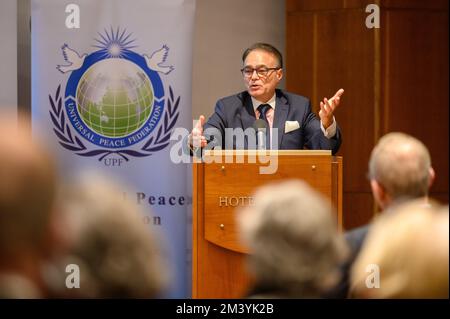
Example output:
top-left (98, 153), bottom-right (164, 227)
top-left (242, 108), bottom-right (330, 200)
top-left (350, 201), bottom-right (449, 298)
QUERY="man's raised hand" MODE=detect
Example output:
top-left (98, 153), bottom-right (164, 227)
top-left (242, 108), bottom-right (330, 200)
top-left (319, 88), bottom-right (344, 129)
top-left (191, 115), bottom-right (207, 148)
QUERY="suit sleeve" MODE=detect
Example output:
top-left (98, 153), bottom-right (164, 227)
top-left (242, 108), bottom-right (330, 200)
top-left (181, 100), bottom-right (228, 157)
top-left (203, 99), bottom-right (228, 149)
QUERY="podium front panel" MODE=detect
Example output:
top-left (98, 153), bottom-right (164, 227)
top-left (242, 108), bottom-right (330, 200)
top-left (193, 151), bottom-right (341, 298)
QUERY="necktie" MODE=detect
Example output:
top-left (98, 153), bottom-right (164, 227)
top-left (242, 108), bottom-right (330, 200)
top-left (257, 103), bottom-right (271, 149)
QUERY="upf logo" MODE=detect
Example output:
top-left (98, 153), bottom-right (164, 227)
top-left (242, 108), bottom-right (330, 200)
top-left (49, 27), bottom-right (180, 166)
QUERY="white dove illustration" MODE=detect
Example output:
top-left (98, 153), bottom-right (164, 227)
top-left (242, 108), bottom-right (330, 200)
top-left (144, 45), bottom-right (174, 75)
top-left (56, 44), bottom-right (87, 74)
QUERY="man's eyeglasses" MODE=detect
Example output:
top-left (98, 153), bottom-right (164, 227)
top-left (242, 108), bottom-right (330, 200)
top-left (240, 67), bottom-right (281, 78)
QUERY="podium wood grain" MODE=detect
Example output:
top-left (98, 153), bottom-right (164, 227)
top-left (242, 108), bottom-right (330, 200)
top-left (193, 150), bottom-right (342, 298)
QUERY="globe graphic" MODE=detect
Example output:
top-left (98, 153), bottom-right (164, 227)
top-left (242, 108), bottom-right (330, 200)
top-left (76, 58), bottom-right (154, 138)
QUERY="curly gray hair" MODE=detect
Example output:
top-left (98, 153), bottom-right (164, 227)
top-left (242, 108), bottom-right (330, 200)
top-left (238, 180), bottom-right (348, 297)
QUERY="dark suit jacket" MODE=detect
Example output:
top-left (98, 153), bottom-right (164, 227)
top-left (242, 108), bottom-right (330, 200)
top-left (323, 224), bottom-right (370, 298)
top-left (203, 89), bottom-right (342, 154)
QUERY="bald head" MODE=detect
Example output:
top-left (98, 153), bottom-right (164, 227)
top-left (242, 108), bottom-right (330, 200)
top-left (0, 112), bottom-right (57, 258)
top-left (368, 133), bottom-right (433, 203)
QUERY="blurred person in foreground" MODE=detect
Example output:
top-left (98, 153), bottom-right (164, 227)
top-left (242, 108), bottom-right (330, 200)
top-left (0, 111), bottom-right (61, 298)
top-left (237, 180), bottom-right (348, 298)
top-left (329, 132), bottom-right (437, 298)
top-left (350, 201), bottom-right (448, 298)
top-left (51, 174), bottom-right (170, 298)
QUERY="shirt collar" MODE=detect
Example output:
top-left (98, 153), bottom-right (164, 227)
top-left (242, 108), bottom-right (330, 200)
top-left (251, 93), bottom-right (276, 112)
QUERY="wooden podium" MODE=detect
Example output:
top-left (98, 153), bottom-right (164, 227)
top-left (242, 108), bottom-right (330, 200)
top-left (192, 150), bottom-right (343, 298)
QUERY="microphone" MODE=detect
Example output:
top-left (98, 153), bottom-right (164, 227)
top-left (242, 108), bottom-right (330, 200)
top-left (253, 119), bottom-right (267, 150)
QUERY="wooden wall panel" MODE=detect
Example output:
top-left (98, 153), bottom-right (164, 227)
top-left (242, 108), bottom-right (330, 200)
top-left (343, 192), bottom-right (375, 230)
top-left (382, 0), bottom-right (448, 10)
top-left (381, 10), bottom-right (449, 195)
top-left (287, 9), bottom-right (375, 191)
top-left (286, 0), bottom-right (449, 12)
top-left (432, 193), bottom-right (450, 205)
top-left (286, 0), bottom-right (449, 229)
top-left (286, 0), bottom-right (373, 12)
top-left (314, 10), bottom-right (375, 192)
top-left (286, 13), bottom-right (314, 100)
top-left (287, 4), bottom-right (377, 229)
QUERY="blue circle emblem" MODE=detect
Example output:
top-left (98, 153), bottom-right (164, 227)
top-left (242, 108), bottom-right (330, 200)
top-left (64, 50), bottom-right (165, 148)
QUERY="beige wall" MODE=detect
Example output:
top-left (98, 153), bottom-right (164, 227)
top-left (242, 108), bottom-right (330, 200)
top-left (0, 0), bottom-right (17, 111)
top-left (192, 0), bottom-right (285, 121)
top-left (5, 0), bottom-right (284, 119)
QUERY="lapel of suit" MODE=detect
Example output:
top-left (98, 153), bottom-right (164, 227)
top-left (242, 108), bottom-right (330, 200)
top-left (273, 91), bottom-right (289, 149)
top-left (240, 93), bottom-right (256, 130)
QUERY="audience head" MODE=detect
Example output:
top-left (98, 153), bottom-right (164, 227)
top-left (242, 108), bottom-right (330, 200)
top-left (56, 173), bottom-right (169, 298)
top-left (238, 180), bottom-right (348, 298)
top-left (0, 111), bottom-right (58, 263)
top-left (0, 111), bottom-right (60, 297)
top-left (368, 132), bottom-right (434, 209)
top-left (350, 201), bottom-right (449, 298)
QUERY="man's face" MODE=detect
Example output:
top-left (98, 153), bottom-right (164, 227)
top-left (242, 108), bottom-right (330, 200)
top-left (243, 50), bottom-right (283, 102)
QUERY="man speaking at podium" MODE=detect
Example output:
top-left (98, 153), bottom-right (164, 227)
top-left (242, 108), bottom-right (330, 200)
top-left (189, 43), bottom-right (344, 154)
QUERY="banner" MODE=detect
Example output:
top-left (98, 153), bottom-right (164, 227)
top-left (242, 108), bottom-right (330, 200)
top-left (31, 0), bottom-right (196, 298)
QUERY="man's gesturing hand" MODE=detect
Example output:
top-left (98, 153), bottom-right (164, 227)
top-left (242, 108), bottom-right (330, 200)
top-left (319, 88), bottom-right (344, 129)
top-left (190, 115), bottom-right (207, 148)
